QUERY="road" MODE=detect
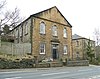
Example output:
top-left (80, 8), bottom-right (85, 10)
top-left (0, 65), bottom-right (100, 79)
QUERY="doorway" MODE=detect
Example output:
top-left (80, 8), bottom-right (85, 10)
top-left (53, 49), bottom-right (57, 59)
top-left (52, 44), bottom-right (58, 59)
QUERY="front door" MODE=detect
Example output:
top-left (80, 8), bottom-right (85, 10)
top-left (53, 49), bottom-right (57, 59)
top-left (52, 44), bottom-right (58, 59)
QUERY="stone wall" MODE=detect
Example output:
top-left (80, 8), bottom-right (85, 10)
top-left (67, 60), bottom-right (89, 66)
top-left (32, 17), bottom-right (72, 60)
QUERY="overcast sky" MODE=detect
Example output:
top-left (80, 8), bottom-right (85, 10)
top-left (6, 0), bottom-right (100, 40)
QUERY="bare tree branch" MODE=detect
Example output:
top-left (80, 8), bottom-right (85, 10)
top-left (0, 0), bottom-right (6, 11)
top-left (0, 0), bottom-right (25, 35)
top-left (0, 7), bottom-right (24, 30)
top-left (94, 28), bottom-right (100, 46)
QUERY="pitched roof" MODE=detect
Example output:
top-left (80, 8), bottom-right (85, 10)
top-left (8, 6), bottom-right (72, 33)
top-left (72, 34), bottom-right (95, 42)
top-left (31, 6), bottom-right (72, 27)
top-left (72, 34), bottom-right (84, 40)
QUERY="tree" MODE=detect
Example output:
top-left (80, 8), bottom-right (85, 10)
top-left (0, 0), bottom-right (24, 33)
top-left (0, 0), bottom-right (6, 11)
top-left (86, 39), bottom-right (94, 62)
top-left (3, 25), bottom-right (10, 35)
top-left (94, 28), bottom-right (100, 46)
top-left (93, 28), bottom-right (100, 59)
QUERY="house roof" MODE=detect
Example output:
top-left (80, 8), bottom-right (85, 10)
top-left (8, 6), bottom-right (72, 33)
top-left (31, 6), bottom-right (72, 27)
top-left (72, 34), bottom-right (84, 40)
top-left (72, 34), bottom-right (95, 42)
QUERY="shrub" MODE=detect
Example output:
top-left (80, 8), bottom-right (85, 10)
top-left (0, 57), bottom-right (35, 69)
top-left (90, 59), bottom-right (99, 65)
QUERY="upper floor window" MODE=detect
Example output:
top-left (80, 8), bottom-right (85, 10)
top-left (20, 26), bottom-right (22, 37)
top-left (40, 43), bottom-right (45, 54)
top-left (40, 22), bottom-right (45, 34)
top-left (15, 29), bottom-right (18, 38)
top-left (52, 25), bottom-right (57, 36)
top-left (63, 45), bottom-right (68, 54)
top-left (76, 40), bottom-right (79, 46)
top-left (25, 21), bottom-right (28, 35)
top-left (63, 28), bottom-right (67, 38)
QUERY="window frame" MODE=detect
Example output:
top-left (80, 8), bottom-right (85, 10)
top-left (15, 29), bottom-right (18, 38)
top-left (52, 25), bottom-right (57, 36)
top-left (63, 45), bottom-right (68, 54)
top-left (20, 26), bottom-right (22, 37)
top-left (40, 43), bottom-right (46, 54)
top-left (63, 27), bottom-right (67, 38)
top-left (25, 21), bottom-right (28, 35)
top-left (76, 40), bottom-right (79, 47)
top-left (40, 22), bottom-right (46, 34)
top-left (76, 52), bottom-right (80, 58)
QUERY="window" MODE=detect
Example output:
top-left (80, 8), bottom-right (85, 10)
top-left (52, 25), bottom-right (57, 36)
top-left (25, 21), bottom-right (28, 34)
top-left (63, 28), bottom-right (67, 38)
top-left (15, 29), bottom-right (18, 38)
top-left (76, 40), bottom-right (79, 46)
top-left (40, 22), bottom-right (45, 34)
top-left (63, 45), bottom-right (68, 54)
top-left (76, 52), bottom-right (80, 59)
top-left (20, 26), bottom-right (22, 37)
top-left (40, 43), bottom-right (45, 54)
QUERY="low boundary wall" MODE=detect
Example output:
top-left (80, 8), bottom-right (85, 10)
top-left (67, 60), bottom-right (89, 66)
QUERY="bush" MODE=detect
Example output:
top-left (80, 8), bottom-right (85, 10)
top-left (90, 59), bottom-right (99, 65)
top-left (20, 58), bottom-right (35, 68)
top-left (0, 57), bottom-right (35, 69)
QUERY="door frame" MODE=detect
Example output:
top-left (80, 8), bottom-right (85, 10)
top-left (52, 44), bottom-right (59, 59)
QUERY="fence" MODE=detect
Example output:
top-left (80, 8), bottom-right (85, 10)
top-left (0, 42), bottom-right (31, 56)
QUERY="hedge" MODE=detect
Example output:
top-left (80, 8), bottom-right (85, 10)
top-left (0, 57), bottom-right (35, 69)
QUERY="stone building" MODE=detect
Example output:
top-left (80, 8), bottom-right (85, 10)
top-left (9, 6), bottom-right (72, 61)
top-left (72, 34), bottom-right (95, 60)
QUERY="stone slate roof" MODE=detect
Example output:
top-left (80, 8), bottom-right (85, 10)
top-left (8, 6), bottom-right (72, 34)
top-left (31, 6), bottom-right (72, 27)
top-left (72, 34), bottom-right (84, 40)
top-left (72, 34), bottom-right (95, 42)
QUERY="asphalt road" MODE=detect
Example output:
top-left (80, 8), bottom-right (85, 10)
top-left (0, 65), bottom-right (100, 79)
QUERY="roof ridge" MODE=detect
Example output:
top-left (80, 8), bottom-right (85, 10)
top-left (31, 6), bottom-right (72, 27)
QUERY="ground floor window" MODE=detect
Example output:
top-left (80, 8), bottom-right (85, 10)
top-left (40, 43), bottom-right (45, 54)
top-left (63, 45), bottom-right (68, 54)
top-left (76, 52), bottom-right (80, 60)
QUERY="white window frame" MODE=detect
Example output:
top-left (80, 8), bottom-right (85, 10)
top-left (40, 43), bottom-right (45, 54)
top-left (52, 25), bottom-right (57, 36)
top-left (63, 45), bottom-right (68, 54)
top-left (40, 22), bottom-right (46, 34)
top-left (63, 28), bottom-right (67, 38)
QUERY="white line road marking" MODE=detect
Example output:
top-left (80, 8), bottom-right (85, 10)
top-left (0, 72), bottom-right (14, 74)
top-left (41, 72), bottom-right (69, 76)
top-left (0, 71), bottom-right (19, 74)
top-left (5, 77), bottom-right (22, 79)
top-left (0, 71), bottom-right (24, 74)
top-left (78, 69), bottom-right (93, 72)
top-left (89, 75), bottom-right (100, 79)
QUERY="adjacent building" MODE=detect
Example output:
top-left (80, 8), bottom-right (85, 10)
top-left (9, 6), bottom-right (73, 61)
top-left (72, 34), bottom-right (95, 60)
